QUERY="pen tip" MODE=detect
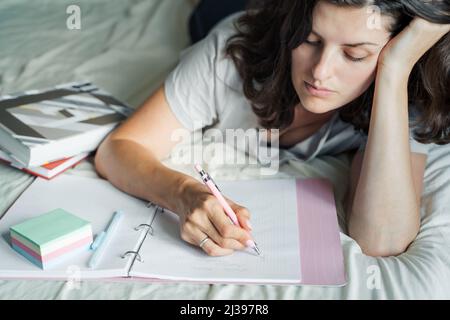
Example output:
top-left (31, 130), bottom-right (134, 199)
top-left (194, 164), bottom-right (203, 172)
top-left (253, 243), bottom-right (262, 256)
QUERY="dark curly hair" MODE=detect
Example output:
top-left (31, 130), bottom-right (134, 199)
top-left (226, 0), bottom-right (450, 144)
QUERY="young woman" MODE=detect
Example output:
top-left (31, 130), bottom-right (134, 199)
top-left (95, 0), bottom-right (450, 257)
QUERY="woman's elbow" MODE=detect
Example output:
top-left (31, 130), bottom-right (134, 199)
top-left (94, 135), bottom-right (113, 178)
top-left (350, 231), bottom-right (419, 257)
top-left (359, 242), bottom-right (409, 257)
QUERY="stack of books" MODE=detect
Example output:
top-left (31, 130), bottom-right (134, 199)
top-left (10, 208), bottom-right (93, 269)
top-left (0, 82), bottom-right (132, 179)
top-left (0, 149), bottom-right (89, 180)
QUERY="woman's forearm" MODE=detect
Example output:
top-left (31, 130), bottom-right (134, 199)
top-left (348, 67), bottom-right (420, 256)
top-left (94, 137), bottom-right (197, 215)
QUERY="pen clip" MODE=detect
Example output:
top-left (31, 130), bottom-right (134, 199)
top-left (208, 175), bottom-right (221, 192)
top-left (198, 170), bottom-right (221, 193)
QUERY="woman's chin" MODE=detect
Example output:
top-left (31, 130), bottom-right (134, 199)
top-left (300, 98), bottom-right (334, 114)
top-left (299, 92), bottom-right (350, 114)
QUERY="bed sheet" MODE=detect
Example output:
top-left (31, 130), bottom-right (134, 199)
top-left (1, 0), bottom-right (449, 299)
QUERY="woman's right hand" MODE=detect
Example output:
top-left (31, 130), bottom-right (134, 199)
top-left (176, 178), bottom-right (255, 256)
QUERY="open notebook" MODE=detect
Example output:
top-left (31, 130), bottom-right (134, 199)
top-left (0, 174), bottom-right (346, 286)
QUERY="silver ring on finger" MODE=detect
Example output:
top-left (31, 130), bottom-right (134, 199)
top-left (199, 236), bottom-right (210, 248)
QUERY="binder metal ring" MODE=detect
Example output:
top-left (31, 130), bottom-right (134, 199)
top-left (146, 201), bottom-right (165, 213)
top-left (134, 223), bottom-right (154, 236)
top-left (121, 251), bottom-right (143, 262)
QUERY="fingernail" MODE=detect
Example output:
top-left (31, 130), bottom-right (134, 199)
top-left (246, 239), bottom-right (256, 248)
top-left (246, 220), bottom-right (253, 230)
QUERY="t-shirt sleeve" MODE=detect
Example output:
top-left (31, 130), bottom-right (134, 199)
top-left (164, 29), bottom-right (220, 132)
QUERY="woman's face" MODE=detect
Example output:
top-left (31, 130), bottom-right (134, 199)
top-left (292, 1), bottom-right (393, 114)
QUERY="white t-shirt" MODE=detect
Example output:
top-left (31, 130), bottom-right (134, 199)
top-left (164, 12), bottom-right (431, 163)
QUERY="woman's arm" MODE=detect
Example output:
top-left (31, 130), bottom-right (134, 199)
top-left (95, 85), bottom-right (253, 256)
top-left (346, 19), bottom-right (450, 257)
top-left (346, 150), bottom-right (427, 220)
top-left (95, 85), bottom-right (194, 214)
top-left (347, 67), bottom-right (421, 257)
top-left (346, 147), bottom-right (427, 257)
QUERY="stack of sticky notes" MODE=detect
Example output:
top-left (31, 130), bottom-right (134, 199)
top-left (10, 208), bottom-right (93, 269)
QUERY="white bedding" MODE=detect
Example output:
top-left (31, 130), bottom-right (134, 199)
top-left (1, 0), bottom-right (450, 299)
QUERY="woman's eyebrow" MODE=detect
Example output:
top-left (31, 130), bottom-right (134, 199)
top-left (311, 30), bottom-right (380, 47)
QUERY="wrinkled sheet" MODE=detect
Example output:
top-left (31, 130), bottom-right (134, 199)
top-left (1, 0), bottom-right (450, 299)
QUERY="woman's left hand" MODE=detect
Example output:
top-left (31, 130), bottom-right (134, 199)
top-left (379, 17), bottom-right (450, 75)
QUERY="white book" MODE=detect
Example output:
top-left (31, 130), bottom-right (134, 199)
top-left (0, 148), bottom-right (89, 180)
top-left (0, 82), bottom-right (132, 167)
top-left (0, 175), bottom-right (346, 286)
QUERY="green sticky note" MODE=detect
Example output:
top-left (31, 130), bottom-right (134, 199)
top-left (10, 208), bottom-right (91, 247)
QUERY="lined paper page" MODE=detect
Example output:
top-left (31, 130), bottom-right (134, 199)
top-left (131, 178), bottom-right (302, 283)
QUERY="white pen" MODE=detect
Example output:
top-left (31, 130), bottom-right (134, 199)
top-left (88, 210), bottom-right (123, 269)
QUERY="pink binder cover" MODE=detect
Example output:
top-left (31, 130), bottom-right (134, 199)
top-left (296, 178), bottom-right (346, 286)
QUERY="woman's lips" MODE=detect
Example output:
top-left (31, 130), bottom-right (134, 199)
top-left (304, 81), bottom-right (335, 98)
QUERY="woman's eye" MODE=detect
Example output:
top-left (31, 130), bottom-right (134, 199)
top-left (305, 39), bottom-right (321, 46)
top-left (345, 53), bottom-right (366, 62)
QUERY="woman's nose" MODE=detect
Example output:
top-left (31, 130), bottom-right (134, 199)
top-left (311, 48), bottom-right (334, 82)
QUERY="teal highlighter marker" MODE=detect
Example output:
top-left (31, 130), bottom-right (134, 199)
top-left (88, 210), bottom-right (123, 269)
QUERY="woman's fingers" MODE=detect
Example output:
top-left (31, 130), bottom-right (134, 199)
top-left (231, 204), bottom-right (253, 231)
top-left (380, 17), bottom-right (450, 71)
top-left (225, 198), bottom-right (253, 231)
top-left (197, 232), bottom-right (234, 257)
top-left (180, 220), bottom-right (233, 256)
top-left (207, 202), bottom-right (254, 248)
top-left (178, 188), bottom-right (255, 256)
top-left (201, 219), bottom-right (246, 251)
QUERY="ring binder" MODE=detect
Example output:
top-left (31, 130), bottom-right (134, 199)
top-left (122, 203), bottom-right (164, 271)
top-left (121, 251), bottom-right (143, 262)
top-left (134, 223), bottom-right (154, 236)
top-left (146, 201), bottom-right (165, 213)
top-left (0, 174), bottom-right (346, 285)
top-left (149, 206), bottom-right (162, 229)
